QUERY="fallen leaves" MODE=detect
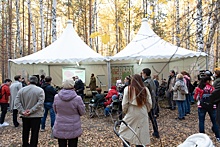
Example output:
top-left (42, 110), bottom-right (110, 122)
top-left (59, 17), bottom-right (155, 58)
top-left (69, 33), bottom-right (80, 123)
top-left (0, 99), bottom-right (220, 146)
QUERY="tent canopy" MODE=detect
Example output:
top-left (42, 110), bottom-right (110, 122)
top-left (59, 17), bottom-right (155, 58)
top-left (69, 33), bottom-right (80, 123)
top-left (9, 20), bottom-right (106, 64)
top-left (111, 18), bottom-right (206, 61)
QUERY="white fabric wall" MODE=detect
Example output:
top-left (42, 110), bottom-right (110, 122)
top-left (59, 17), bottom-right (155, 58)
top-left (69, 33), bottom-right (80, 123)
top-left (10, 62), bottom-right (49, 82)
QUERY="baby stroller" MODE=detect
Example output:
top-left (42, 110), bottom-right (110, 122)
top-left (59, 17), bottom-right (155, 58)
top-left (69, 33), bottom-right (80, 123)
top-left (89, 94), bottom-right (105, 118)
top-left (114, 120), bottom-right (145, 147)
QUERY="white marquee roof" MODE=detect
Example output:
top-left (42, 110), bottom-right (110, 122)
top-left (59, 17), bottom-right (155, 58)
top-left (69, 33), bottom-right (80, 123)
top-left (9, 20), bottom-right (106, 64)
top-left (111, 18), bottom-right (206, 61)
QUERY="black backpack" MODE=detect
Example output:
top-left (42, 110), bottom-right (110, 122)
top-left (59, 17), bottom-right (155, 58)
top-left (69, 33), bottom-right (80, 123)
top-left (200, 87), bottom-right (213, 111)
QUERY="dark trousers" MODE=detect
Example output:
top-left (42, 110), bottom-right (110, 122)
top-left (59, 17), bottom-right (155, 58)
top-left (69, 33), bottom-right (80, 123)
top-left (0, 103), bottom-right (9, 124)
top-left (58, 138), bottom-right (78, 147)
top-left (148, 109), bottom-right (159, 137)
top-left (13, 109), bottom-right (19, 127)
top-left (22, 117), bottom-right (41, 147)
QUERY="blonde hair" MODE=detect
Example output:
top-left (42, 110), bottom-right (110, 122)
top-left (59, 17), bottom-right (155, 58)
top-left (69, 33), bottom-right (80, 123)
top-left (62, 79), bottom-right (75, 89)
top-left (176, 73), bottom-right (183, 79)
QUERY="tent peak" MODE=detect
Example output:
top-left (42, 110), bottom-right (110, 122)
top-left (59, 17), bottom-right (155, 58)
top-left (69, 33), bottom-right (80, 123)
top-left (141, 18), bottom-right (148, 23)
top-left (67, 20), bottom-right (73, 25)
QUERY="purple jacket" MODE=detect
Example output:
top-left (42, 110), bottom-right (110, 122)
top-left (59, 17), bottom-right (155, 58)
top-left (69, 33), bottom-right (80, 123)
top-left (53, 89), bottom-right (86, 139)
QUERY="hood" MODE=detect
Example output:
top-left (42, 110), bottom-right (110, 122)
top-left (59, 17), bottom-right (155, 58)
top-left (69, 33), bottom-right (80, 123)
top-left (58, 89), bottom-right (77, 101)
top-left (41, 83), bottom-right (50, 88)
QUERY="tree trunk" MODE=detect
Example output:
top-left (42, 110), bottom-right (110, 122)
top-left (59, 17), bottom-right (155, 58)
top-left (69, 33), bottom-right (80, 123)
top-left (27, 0), bottom-right (37, 53)
top-left (52, 0), bottom-right (57, 42)
top-left (196, 0), bottom-right (204, 52)
top-left (1, 0), bottom-right (5, 82)
top-left (175, 0), bottom-right (180, 47)
top-left (16, 0), bottom-right (22, 57)
top-left (45, 0), bottom-right (50, 46)
top-left (128, 0), bottom-right (130, 43)
top-left (39, 0), bottom-right (45, 49)
top-left (8, 0), bottom-right (12, 60)
top-left (22, 0), bottom-right (25, 56)
top-left (115, 0), bottom-right (118, 53)
top-left (186, 0), bottom-right (190, 49)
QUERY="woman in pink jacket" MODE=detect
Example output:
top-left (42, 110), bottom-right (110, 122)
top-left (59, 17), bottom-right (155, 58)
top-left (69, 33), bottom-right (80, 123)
top-left (53, 80), bottom-right (86, 147)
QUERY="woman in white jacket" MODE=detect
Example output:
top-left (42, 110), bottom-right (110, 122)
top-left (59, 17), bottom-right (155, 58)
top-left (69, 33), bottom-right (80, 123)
top-left (172, 74), bottom-right (188, 120)
top-left (119, 74), bottom-right (152, 147)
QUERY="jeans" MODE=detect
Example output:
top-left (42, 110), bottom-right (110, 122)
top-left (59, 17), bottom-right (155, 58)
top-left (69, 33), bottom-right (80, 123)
top-left (41, 102), bottom-right (56, 130)
top-left (148, 109), bottom-right (159, 137)
top-left (58, 138), bottom-right (78, 147)
top-left (104, 107), bottom-right (110, 116)
top-left (185, 94), bottom-right (191, 114)
top-left (190, 93), bottom-right (194, 103)
top-left (198, 108), bottom-right (220, 138)
top-left (176, 101), bottom-right (185, 118)
top-left (0, 103), bottom-right (9, 124)
top-left (22, 117), bottom-right (41, 147)
top-left (167, 91), bottom-right (176, 109)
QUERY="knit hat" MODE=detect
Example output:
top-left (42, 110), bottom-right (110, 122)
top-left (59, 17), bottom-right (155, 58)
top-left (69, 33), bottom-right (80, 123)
top-left (62, 79), bottom-right (75, 89)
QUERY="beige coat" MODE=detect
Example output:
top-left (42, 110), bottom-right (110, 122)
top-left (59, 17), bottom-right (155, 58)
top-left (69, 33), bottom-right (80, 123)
top-left (172, 80), bottom-right (187, 101)
top-left (119, 87), bottom-right (152, 145)
top-left (10, 81), bottom-right (22, 110)
top-left (15, 84), bottom-right (45, 118)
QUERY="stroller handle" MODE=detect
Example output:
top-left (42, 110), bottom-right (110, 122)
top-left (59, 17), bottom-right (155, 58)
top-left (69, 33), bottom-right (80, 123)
top-left (113, 120), bottom-right (146, 147)
top-left (114, 120), bottom-right (128, 137)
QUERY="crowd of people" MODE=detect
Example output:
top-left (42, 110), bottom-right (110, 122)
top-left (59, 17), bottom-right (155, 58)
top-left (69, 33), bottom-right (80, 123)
top-left (1, 68), bottom-right (220, 146)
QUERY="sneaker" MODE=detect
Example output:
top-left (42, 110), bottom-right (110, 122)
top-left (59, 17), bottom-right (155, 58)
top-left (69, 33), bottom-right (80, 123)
top-left (0, 122), bottom-right (9, 127)
top-left (40, 129), bottom-right (46, 132)
top-left (216, 138), bottom-right (220, 142)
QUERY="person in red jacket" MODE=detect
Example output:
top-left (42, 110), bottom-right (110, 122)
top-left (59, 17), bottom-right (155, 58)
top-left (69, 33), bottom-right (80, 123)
top-left (194, 76), bottom-right (220, 141)
top-left (0, 79), bottom-right (12, 127)
top-left (104, 86), bottom-right (118, 107)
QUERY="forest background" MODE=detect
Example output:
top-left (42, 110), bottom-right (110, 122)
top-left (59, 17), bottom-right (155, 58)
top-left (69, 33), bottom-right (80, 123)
top-left (0, 0), bottom-right (220, 83)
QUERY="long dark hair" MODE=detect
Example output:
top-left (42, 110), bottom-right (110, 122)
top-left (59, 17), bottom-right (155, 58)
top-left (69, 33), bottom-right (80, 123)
top-left (198, 76), bottom-right (211, 89)
top-left (128, 74), bottom-right (147, 107)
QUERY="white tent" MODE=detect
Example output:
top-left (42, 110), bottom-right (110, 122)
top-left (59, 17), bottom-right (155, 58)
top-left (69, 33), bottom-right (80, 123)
top-left (109, 18), bottom-right (207, 83)
top-left (111, 18), bottom-right (206, 61)
top-left (9, 20), bottom-right (109, 93)
top-left (9, 20), bottom-right (106, 64)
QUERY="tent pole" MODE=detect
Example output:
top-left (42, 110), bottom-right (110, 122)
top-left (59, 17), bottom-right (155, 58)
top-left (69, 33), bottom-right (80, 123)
top-left (107, 60), bottom-right (111, 90)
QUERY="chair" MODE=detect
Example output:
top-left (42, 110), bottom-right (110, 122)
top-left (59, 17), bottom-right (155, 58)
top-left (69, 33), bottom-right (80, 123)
top-left (109, 99), bottom-right (121, 123)
top-left (89, 95), bottom-right (105, 118)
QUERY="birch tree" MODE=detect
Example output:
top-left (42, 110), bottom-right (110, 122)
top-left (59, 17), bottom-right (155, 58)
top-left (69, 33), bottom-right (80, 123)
top-left (206, 1), bottom-right (220, 70)
top-left (27, 0), bottom-right (37, 53)
top-left (175, 0), bottom-right (180, 47)
top-left (39, 0), bottom-right (45, 49)
top-left (196, 0), bottom-right (204, 52)
top-left (16, 0), bottom-right (22, 57)
top-left (186, 0), bottom-right (190, 49)
top-left (52, 0), bottom-right (57, 42)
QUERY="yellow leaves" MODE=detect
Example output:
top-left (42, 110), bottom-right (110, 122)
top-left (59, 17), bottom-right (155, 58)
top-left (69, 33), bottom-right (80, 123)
top-left (157, 0), bottom-right (168, 4)
top-left (101, 34), bottom-right (110, 44)
top-left (118, 22), bottom-right (124, 29)
top-left (150, 12), bottom-right (155, 18)
top-left (90, 32), bottom-right (100, 38)
top-left (150, 5), bottom-right (154, 11)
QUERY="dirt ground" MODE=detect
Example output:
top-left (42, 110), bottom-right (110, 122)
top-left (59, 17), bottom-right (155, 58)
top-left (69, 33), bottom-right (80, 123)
top-left (0, 99), bottom-right (220, 147)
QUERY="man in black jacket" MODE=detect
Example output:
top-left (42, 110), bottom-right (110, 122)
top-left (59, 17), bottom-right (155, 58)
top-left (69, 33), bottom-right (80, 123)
top-left (40, 76), bottom-right (57, 132)
top-left (74, 76), bottom-right (85, 99)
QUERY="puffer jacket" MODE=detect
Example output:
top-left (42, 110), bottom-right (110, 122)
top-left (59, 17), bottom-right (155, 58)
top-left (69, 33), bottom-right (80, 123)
top-left (53, 89), bottom-right (86, 139)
